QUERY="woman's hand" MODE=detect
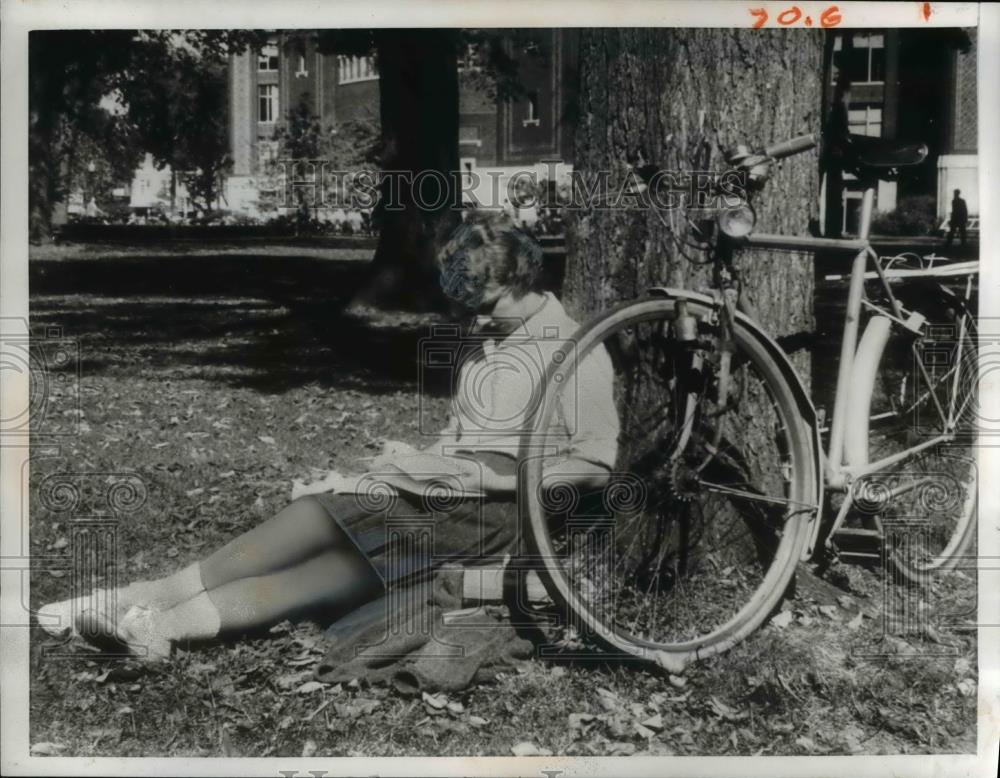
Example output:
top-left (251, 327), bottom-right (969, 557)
top-left (474, 465), bottom-right (517, 495)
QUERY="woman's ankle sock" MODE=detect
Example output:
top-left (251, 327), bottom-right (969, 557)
top-left (159, 591), bottom-right (222, 643)
top-left (120, 562), bottom-right (206, 612)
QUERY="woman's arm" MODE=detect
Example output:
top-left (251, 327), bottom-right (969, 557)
top-left (462, 456), bottom-right (611, 497)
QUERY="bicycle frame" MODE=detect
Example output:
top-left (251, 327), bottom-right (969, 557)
top-left (743, 183), bottom-right (976, 518)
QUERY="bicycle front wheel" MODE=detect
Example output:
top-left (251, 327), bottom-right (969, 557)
top-left (519, 297), bottom-right (818, 669)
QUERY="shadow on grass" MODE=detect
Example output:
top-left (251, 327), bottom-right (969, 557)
top-left (29, 252), bottom-right (454, 396)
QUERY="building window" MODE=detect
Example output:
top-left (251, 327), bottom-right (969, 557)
top-left (258, 44), bottom-right (279, 72)
top-left (521, 94), bottom-right (540, 128)
top-left (459, 125), bottom-right (482, 147)
top-left (258, 84), bottom-right (278, 123)
top-left (458, 43), bottom-right (482, 72)
top-left (848, 105), bottom-right (883, 137)
top-left (295, 54), bottom-right (308, 78)
top-left (833, 32), bottom-right (885, 85)
top-left (338, 55), bottom-right (377, 84)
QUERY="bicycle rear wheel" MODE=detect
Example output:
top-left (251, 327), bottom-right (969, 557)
top-left (519, 297), bottom-right (818, 669)
top-left (866, 273), bottom-right (978, 585)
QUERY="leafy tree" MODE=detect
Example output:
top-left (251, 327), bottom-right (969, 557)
top-left (114, 37), bottom-right (252, 214)
top-left (29, 31), bottom-right (137, 240)
top-left (29, 30), bottom-right (266, 240)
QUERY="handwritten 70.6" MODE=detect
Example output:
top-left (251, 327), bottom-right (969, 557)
top-left (750, 5), bottom-right (842, 28)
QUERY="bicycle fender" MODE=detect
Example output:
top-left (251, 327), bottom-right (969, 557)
top-left (648, 286), bottom-right (824, 560)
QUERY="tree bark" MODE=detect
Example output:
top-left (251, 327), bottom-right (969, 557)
top-left (357, 29), bottom-right (461, 311)
top-left (565, 29), bottom-right (823, 384)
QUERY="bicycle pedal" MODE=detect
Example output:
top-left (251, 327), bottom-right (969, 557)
top-left (831, 528), bottom-right (883, 566)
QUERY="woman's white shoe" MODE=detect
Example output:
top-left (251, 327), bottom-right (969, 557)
top-left (36, 599), bottom-right (80, 639)
top-left (37, 589), bottom-right (115, 640)
top-left (116, 605), bottom-right (172, 661)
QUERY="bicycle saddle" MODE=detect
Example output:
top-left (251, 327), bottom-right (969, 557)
top-left (833, 134), bottom-right (929, 181)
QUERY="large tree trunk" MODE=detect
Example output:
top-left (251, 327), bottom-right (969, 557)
top-left (358, 29), bottom-right (461, 311)
top-left (564, 29), bottom-right (823, 384)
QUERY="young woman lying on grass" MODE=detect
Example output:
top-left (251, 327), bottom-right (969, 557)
top-left (38, 210), bottom-right (619, 660)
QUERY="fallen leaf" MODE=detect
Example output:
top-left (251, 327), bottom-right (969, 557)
top-left (568, 712), bottom-right (596, 729)
top-left (295, 680), bottom-right (327, 694)
top-left (355, 698), bottom-right (381, 715)
top-left (709, 696), bottom-right (747, 721)
top-left (468, 716), bottom-right (488, 727)
top-left (668, 674), bottom-right (687, 689)
top-left (608, 742), bottom-right (636, 756)
top-left (446, 700), bottom-right (464, 715)
top-left (595, 686), bottom-right (620, 711)
top-left (301, 739), bottom-right (318, 758)
top-left (259, 435), bottom-right (276, 446)
top-left (956, 678), bottom-right (976, 697)
top-left (275, 670), bottom-right (313, 690)
top-left (422, 691), bottom-right (448, 710)
top-left (770, 610), bottom-right (793, 629)
top-left (641, 714), bottom-right (664, 732)
top-left (30, 742), bottom-right (68, 756)
top-left (795, 735), bottom-right (817, 752)
top-left (220, 727), bottom-right (235, 757)
top-left (846, 611), bottom-right (863, 630)
top-left (511, 741), bottom-right (552, 756)
top-left (818, 604), bottom-right (839, 620)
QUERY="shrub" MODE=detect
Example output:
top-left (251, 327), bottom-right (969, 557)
top-left (871, 195), bottom-right (938, 236)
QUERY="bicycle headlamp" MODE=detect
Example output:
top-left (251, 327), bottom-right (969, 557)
top-left (717, 199), bottom-right (756, 239)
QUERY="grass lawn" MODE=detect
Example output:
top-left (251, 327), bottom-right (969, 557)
top-left (27, 242), bottom-right (977, 757)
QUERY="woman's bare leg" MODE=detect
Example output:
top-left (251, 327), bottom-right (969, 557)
top-left (124, 497), bottom-right (345, 608)
top-left (207, 545), bottom-right (384, 632)
top-left (118, 545), bottom-right (385, 655)
top-left (198, 497), bottom-right (347, 590)
top-left (40, 497), bottom-right (353, 638)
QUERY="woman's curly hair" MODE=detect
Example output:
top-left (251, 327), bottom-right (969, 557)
top-left (437, 210), bottom-right (544, 305)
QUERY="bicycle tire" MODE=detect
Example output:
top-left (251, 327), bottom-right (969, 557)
top-left (519, 296), bottom-right (818, 669)
top-left (865, 274), bottom-right (978, 586)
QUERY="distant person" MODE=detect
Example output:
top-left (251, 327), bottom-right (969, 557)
top-left (946, 189), bottom-right (968, 248)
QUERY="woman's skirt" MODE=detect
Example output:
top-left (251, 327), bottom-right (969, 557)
top-left (312, 452), bottom-right (520, 588)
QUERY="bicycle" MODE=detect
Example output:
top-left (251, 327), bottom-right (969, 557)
top-left (517, 131), bottom-right (979, 671)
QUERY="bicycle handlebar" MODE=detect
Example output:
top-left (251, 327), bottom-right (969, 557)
top-left (764, 133), bottom-right (818, 160)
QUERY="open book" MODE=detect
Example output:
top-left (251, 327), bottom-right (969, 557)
top-left (291, 451), bottom-right (487, 501)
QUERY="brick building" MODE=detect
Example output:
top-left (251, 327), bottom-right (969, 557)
top-left (223, 30), bottom-right (577, 216)
top-left (827, 27), bottom-right (978, 234)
